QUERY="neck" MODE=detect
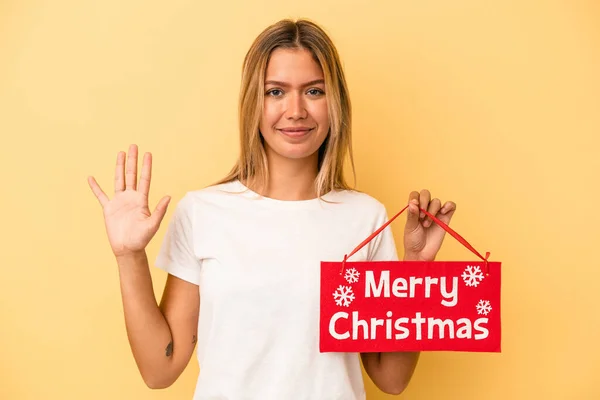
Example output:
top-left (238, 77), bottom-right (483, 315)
top-left (250, 149), bottom-right (319, 201)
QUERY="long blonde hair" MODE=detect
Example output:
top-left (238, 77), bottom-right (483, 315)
top-left (217, 18), bottom-right (356, 197)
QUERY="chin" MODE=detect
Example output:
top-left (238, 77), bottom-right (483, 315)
top-left (277, 148), bottom-right (318, 160)
top-left (269, 143), bottom-right (320, 160)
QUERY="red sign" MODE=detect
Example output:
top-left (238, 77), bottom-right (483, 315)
top-left (319, 206), bottom-right (502, 353)
top-left (319, 260), bottom-right (501, 352)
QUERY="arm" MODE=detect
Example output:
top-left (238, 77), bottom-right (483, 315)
top-left (88, 145), bottom-right (200, 389)
top-left (117, 251), bottom-right (199, 389)
top-left (360, 351), bottom-right (420, 395)
top-left (361, 190), bottom-right (457, 394)
top-left (360, 254), bottom-right (420, 396)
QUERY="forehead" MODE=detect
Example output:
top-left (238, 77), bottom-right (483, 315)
top-left (265, 48), bottom-right (324, 82)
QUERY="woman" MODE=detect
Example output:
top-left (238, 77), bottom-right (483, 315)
top-left (88, 18), bottom-right (456, 400)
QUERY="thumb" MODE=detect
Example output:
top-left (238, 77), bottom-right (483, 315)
top-left (150, 195), bottom-right (171, 227)
top-left (405, 199), bottom-right (421, 232)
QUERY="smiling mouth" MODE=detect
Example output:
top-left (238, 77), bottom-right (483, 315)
top-left (277, 127), bottom-right (314, 137)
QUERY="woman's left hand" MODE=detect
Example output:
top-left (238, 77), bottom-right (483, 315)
top-left (403, 189), bottom-right (457, 261)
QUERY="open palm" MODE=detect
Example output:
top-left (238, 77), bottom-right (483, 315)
top-left (88, 144), bottom-right (171, 258)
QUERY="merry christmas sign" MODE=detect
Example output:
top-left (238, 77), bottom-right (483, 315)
top-left (319, 206), bottom-right (502, 353)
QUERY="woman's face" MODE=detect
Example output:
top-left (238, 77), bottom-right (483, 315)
top-left (259, 47), bottom-right (330, 164)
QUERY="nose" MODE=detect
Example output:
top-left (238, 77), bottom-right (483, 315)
top-left (285, 92), bottom-right (307, 120)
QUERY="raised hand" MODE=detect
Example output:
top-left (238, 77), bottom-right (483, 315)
top-left (403, 189), bottom-right (457, 261)
top-left (88, 144), bottom-right (171, 258)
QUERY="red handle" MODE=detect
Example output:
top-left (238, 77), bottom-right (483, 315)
top-left (341, 204), bottom-right (491, 274)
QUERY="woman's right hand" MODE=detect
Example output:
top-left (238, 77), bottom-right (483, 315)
top-left (88, 144), bottom-right (171, 258)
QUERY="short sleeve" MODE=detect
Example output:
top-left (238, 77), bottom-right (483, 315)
top-left (368, 203), bottom-right (400, 262)
top-left (154, 193), bottom-right (202, 285)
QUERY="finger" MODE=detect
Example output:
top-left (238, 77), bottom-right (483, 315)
top-left (114, 151), bottom-right (125, 193)
top-left (438, 201), bottom-right (457, 224)
top-left (150, 196), bottom-right (171, 227)
top-left (138, 152), bottom-right (152, 197)
top-left (88, 176), bottom-right (109, 207)
top-left (125, 144), bottom-right (138, 190)
top-left (419, 189), bottom-right (431, 220)
top-left (405, 191), bottom-right (421, 232)
top-left (423, 198), bottom-right (442, 228)
top-left (426, 201), bottom-right (456, 247)
top-left (441, 201), bottom-right (456, 214)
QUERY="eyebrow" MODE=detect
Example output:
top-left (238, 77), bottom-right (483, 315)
top-left (264, 79), bottom-right (325, 87)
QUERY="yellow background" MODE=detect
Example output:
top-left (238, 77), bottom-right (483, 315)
top-left (1, 0), bottom-right (598, 399)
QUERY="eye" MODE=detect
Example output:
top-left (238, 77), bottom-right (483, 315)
top-left (307, 88), bottom-right (325, 96)
top-left (266, 89), bottom-right (283, 97)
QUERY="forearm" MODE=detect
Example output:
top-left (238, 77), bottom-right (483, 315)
top-left (116, 251), bottom-right (174, 388)
top-left (380, 351), bottom-right (420, 392)
top-left (363, 253), bottom-right (422, 394)
top-left (362, 351), bottom-right (420, 395)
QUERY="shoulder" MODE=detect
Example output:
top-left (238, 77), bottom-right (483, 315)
top-left (169, 180), bottom-right (245, 216)
top-left (181, 180), bottom-right (245, 204)
top-left (327, 189), bottom-right (389, 217)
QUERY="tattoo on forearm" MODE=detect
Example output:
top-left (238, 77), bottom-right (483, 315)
top-left (192, 335), bottom-right (197, 345)
top-left (166, 341), bottom-right (173, 357)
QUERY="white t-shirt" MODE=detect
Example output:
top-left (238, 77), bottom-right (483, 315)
top-left (155, 180), bottom-right (399, 400)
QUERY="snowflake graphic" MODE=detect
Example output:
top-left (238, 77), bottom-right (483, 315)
top-left (344, 268), bottom-right (360, 284)
top-left (476, 300), bottom-right (492, 316)
top-left (333, 285), bottom-right (355, 307)
top-left (461, 265), bottom-right (485, 287)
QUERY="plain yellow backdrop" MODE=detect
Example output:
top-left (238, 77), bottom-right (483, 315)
top-left (1, 0), bottom-right (599, 399)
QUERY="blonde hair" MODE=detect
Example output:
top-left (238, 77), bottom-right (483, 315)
top-left (217, 18), bottom-right (356, 197)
